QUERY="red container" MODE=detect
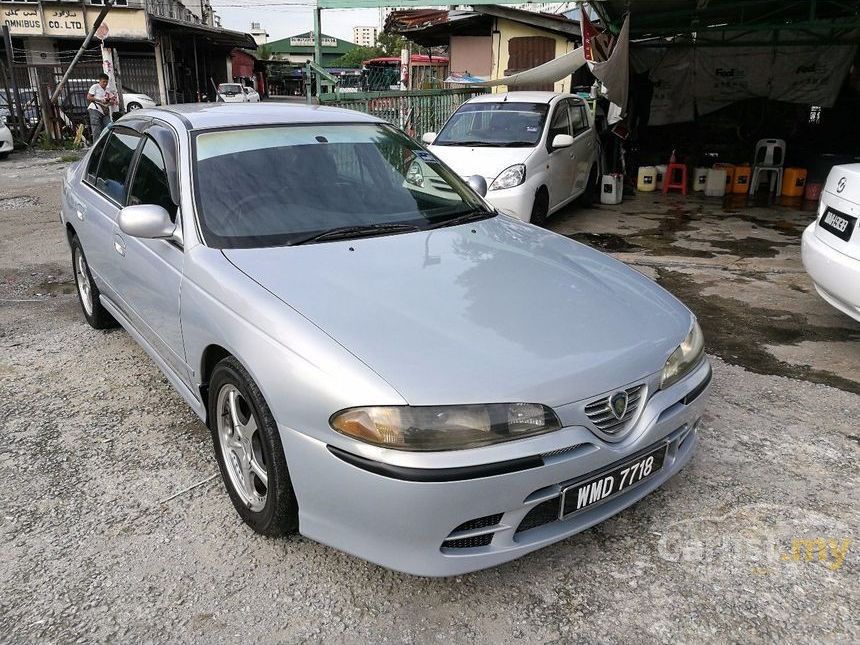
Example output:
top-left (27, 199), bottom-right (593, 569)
top-left (805, 182), bottom-right (823, 201)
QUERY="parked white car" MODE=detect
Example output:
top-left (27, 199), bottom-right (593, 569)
top-left (0, 123), bottom-right (12, 160)
top-left (423, 92), bottom-right (599, 224)
top-left (123, 90), bottom-right (157, 111)
top-left (217, 83), bottom-right (260, 103)
top-left (801, 164), bottom-right (860, 322)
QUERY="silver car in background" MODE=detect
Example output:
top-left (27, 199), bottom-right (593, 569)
top-left (61, 103), bottom-right (711, 576)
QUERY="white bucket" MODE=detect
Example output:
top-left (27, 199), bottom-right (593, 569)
top-left (693, 167), bottom-right (708, 192)
top-left (705, 168), bottom-right (727, 197)
top-left (637, 166), bottom-right (657, 192)
top-left (601, 174), bottom-right (623, 205)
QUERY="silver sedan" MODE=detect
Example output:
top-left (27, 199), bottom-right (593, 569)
top-left (61, 103), bottom-right (711, 576)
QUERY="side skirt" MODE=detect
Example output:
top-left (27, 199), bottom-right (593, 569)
top-left (100, 295), bottom-right (207, 421)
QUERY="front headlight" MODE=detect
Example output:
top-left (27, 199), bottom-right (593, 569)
top-left (405, 160), bottom-right (424, 187)
top-left (660, 321), bottom-right (705, 390)
top-left (489, 164), bottom-right (526, 191)
top-left (330, 403), bottom-right (561, 451)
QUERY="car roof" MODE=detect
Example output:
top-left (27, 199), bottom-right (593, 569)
top-left (127, 102), bottom-right (383, 130)
top-left (465, 91), bottom-right (580, 105)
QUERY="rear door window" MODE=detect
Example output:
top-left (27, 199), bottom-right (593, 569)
top-left (94, 131), bottom-right (141, 204)
top-left (570, 104), bottom-right (590, 136)
top-left (128, 137), bottom-right (177, 220)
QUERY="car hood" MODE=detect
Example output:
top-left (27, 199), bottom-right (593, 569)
top-left (223, 216), bottom-right (693, 407)
top-left (428, 144), bottom-right (535, 184)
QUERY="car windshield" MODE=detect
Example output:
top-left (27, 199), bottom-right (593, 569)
top-left (218, 84), bottom-right (242, 95)
top-left (193, 123), bottom-right (493, 248)
top-left (434, 102), bottom-right (549, 147)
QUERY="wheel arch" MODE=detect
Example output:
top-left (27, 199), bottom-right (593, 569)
top-left (199, 343), bottom-right (233, 413)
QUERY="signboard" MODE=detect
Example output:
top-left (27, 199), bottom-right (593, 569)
top-left (1, 6), bottom-right (42, 35)
top-left (43, 7), bottom-right (86, 37)
top-left (290, 36), bottom-right (337, 48)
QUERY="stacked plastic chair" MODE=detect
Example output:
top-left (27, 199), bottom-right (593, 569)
top-left (749, 139), bottom-right (786, 196)
top-left (662, 150), bottom-right (688, 196)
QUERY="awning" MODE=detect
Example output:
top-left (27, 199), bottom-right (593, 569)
top-left (150, 16), bottom-right (257, 49)
top-left (447, 47), bottom-right (586, 88)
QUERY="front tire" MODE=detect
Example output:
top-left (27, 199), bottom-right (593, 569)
top-left (530, 187), bottom-right (549, 226)
top-left (208, 357), bottom-right (298, 537)
top-left (126, 102), bottom-right (142, 111)
top-left (71, 235), bottom-right (116, 329)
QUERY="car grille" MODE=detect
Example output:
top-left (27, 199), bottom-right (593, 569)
top-left (515, 500), bottom-right (559, 534)
top-left (451, 513), bottom-right (503, 533)
top-left (442, 534), bottom-right (494, 549)
top-left (584, 384), bottom-right (645, 434)
top-left (441, 513), bottom-right (503, 550)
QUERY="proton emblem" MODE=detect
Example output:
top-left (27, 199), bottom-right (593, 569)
top-left (608, 391), bottom-right (629, 420)
top-left (837, 177), bottom-right (846, 193)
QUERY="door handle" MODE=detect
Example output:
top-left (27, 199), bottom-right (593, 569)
top-left (113, 234), bottom-right (126, 257)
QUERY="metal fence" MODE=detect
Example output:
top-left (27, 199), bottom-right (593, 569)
top-left (318, 88), bottom-right (488, 137)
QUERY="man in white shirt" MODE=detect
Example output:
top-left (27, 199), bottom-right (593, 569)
top-left (87, 73), bottom-right (114, 140)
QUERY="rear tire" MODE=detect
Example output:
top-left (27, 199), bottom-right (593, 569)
top-left (578, 164), bottom-right (599, 207)
top-left (208, 356), bottom-right (299, 537)
top-left (126, 102), bottom-right (142, 111)
top-left (71, 235), bottom-right (116, 329)
top-left (530, 188), bottom-right (549, 226)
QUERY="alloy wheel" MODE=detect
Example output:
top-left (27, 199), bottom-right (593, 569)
top-left (74, 247), bottom-right (93, 316)
top-left (216, 384), bottom-right (268, 511)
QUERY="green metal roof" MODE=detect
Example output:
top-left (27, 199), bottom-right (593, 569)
top-left (267, 32), bottom-right (358, 55)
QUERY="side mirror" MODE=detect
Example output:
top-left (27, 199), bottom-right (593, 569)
top-left (551, 134), bottom-right (574, 149)
top-left (422, 132), bottom-right (437, 145)
top-left (466, 174), bottom-right (488, 197)
top-left (118, 204), bottom-right (175, 239)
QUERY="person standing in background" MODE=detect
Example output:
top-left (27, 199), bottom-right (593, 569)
top-left (87, 73), bottom-right (115, 141)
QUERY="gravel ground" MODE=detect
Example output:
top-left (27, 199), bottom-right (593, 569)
top-left (0, 152), bottom-right (857, 643)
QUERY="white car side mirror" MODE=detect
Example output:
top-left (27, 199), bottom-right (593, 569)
top-left (551, 134), bottom-right (574, 149)
top-left (466, 175), bottom-right (488, 197)
top-left (118, 204), bottom-right (175, 239)
top-left (422, 132), bottom-right (437, 145)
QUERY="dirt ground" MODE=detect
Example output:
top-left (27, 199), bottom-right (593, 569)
top-left (0, 151), bottom-right (857, 643)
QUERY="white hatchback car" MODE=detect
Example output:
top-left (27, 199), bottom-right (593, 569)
top-left (217, 83), bottom-right (260, 103)
top-left (802, 164), bottom-right (860, 322)
top-left (424, 92), bottom-right (599, 224)
top-left (0, 122), bottom-right (12, 160)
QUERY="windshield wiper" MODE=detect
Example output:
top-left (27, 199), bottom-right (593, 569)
top-left (439, 140), bottom-right (495, 147)
top-left (426, 209), bottom-right (494, 230)
top-left (497, 141), bottom-right (536, 147)
top-left (290, 223), bottom-right (420, 246)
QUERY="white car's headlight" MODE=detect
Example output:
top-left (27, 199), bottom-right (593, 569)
top-left (489, 164), bottom-right (526, 191)
top-left (660, 321), bottom-right (705, 390)
top-left (331, 403), bottom-right (561, 451)
top-left (405, 161), bottom-right (424, 187)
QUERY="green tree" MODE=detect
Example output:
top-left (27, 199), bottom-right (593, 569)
top-left (256, 44), bottom-right (272, 61)
top-left (376, 32), bottom-right (409, 57)
top-left (333, 45), bottom-right (384, 68)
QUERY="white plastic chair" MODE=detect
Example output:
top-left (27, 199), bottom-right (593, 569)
top-left (750, 138), bottom-right (786, 196)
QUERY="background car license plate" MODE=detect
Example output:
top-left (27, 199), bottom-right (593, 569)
top-left (560, 444), bottom-right (668, 518)
top-left (820, 209), bottom-right (856, 242)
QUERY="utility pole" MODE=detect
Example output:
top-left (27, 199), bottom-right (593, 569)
top-left (313, 7), bottom-right (322, 97)
top-left (29, 0), bottom-right (114, 144)
top-left (2, 26), bottom-right (27, 145)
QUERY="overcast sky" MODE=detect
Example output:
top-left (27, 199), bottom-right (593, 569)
top-left (212, 5), bottom-right (384, 43)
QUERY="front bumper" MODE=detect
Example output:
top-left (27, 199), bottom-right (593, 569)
top-left (484, 183), bottom-right (536, 222)
top-left (279, 360), bottom-right (711, 576)
top-left (801, 223), bottom-right (860, 322)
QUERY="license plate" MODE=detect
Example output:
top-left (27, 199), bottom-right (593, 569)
top-left (559, 444), bottom-right (668, 518)
top-left (819, 208), bottom-right (856, 242)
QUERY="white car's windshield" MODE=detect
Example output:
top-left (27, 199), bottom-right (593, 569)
top-left (218, 84), bottom-right (242, 95)
top-left (434, 102), bottom-right (549, 147)
top-left (193, 123), bottom-right (492, 248)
